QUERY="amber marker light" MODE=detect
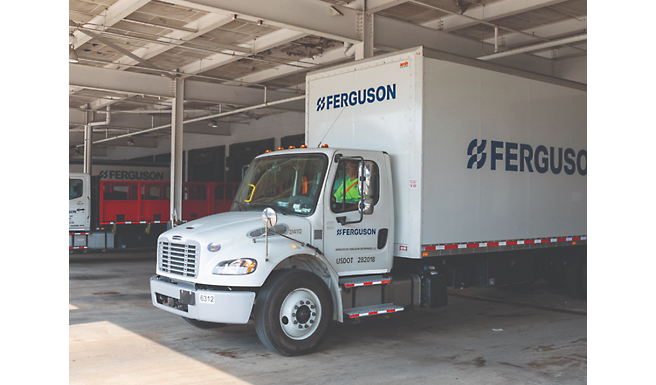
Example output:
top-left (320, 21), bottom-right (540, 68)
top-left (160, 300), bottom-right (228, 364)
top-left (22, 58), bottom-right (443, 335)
top-left (288, 146), bottom-right (296, 149)
top-left (265, 150), bottom-right (272, 153)
top-left (321, 144), bottom-right (329, 148)
top-left (300, 144), bottom-right (307, 148)
top-left (277, 147), bottom-right (284, 151)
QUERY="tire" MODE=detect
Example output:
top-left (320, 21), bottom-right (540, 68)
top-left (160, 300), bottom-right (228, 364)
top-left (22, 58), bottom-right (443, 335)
top-left (564, 255), bottom-right (586, 300)
top-left (255, 269), bottom-right (333, 356)
top-left (182, 317), bottom-right (226, 329)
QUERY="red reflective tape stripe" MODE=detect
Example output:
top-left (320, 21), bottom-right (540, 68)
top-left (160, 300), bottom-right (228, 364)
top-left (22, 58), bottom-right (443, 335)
top-left (386, 309), bottom-right (395, 313)
top-left (381, 280), bottom-right (391, 284)
top-left (345, 284), bottom-right (355, 288)
top-left (422, 235), bottom-right (586, 253)
top-left (364, 282), bottom-right (373, 286)
top-left (349, 314), bottom-right (358, 318)
top-left (345, 180), bottom-right (359, 194)
top-left (368, 312), bottom-right (377, 315)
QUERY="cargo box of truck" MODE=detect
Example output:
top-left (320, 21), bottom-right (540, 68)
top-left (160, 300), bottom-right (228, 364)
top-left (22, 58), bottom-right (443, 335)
top-left (306, 46), bottom-right (587, 260)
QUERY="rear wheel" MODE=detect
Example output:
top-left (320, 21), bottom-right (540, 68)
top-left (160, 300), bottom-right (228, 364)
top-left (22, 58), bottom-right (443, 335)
top-left (255, 269), bottom-right (333, 356)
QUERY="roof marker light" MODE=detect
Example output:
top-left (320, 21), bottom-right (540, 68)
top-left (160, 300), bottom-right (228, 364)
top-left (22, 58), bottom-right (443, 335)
top-left (277, 147), bottom-right (284, 151)
top-left (300, 144), bottom-right (307, 148)
top-left (288, 146), bottom-right (296, 149)
top-left (321, 144), bottom-right (329, 148)
top-left (265, 150), bottom-right (271, 153)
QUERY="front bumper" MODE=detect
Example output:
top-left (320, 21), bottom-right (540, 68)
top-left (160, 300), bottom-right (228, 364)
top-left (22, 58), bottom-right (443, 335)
top-left (150, 275), bottom-right (255, 324)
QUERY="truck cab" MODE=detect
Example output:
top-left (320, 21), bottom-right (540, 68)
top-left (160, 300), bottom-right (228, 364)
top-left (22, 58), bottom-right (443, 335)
top-left (150, 147), bottom-right (409, 356)
top-left (70, 173), bottom-right (91, 232)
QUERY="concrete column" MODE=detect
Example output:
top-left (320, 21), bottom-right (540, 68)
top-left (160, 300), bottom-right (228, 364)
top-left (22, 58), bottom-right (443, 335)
top-left (83, 107), bottom-right (92, 175)
top-left (170, 75), bottom-right (184, 226)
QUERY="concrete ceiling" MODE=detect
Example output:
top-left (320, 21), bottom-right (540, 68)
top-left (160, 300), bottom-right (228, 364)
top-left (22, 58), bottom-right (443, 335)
top-left (69, 0), bottom-right (587, 152)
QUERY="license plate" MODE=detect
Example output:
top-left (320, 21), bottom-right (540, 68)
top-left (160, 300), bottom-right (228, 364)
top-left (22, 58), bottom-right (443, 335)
top-left (198, 294), bottom-right (215, 304)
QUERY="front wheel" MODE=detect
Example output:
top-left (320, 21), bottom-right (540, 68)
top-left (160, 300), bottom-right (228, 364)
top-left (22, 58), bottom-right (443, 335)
top-left (255, 269), bottom-right (333, 356)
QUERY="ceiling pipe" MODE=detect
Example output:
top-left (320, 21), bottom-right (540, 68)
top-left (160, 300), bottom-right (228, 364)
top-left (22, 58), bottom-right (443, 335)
top-left (87, 105), bottom-right (112, 127)
top-left (478, 33), bottom-right (587, 61)
top-left (77, 94), bottom-right (305, 147)
top-left (494, 25), bottom-right (499, 53)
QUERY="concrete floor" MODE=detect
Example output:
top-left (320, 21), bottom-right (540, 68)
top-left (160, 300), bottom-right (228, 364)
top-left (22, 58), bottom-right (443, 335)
top-left (70, 251), bottom-right (587, 384)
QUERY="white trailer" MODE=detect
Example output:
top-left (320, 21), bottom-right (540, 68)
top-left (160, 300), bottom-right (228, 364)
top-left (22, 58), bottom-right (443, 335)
top-left (150, 47), bottom-right (587, 356)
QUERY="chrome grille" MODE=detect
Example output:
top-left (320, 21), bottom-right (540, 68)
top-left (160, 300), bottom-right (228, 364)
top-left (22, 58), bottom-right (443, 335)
top-left (159, 241), bottom-right (198, 278)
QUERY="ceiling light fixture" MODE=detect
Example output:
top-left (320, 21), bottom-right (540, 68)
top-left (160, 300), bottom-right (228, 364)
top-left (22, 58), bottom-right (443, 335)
top-left (69, 34), bottom-right (79, 63)
top-left (69, 44), bottom-right (79, 63)
top-left (127, 138), bottom-right (135, 146)
top-left (208, 119), bottom-right (218, 128)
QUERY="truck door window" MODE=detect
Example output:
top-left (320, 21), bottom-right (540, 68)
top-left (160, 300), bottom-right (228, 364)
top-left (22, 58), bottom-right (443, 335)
top-left (69, 179), bottom-right (83, 200)
top-left (330, 160), bottom-right (379, 213)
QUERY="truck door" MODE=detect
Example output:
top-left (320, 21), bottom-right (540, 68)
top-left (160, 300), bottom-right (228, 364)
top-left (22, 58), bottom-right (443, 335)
top-left (69, 174), bottom-right (90, 231)
top-left (323, 152), bottom-right (392, 276)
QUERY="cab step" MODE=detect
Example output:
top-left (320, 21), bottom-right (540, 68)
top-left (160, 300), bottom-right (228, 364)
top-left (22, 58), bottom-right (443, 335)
top-left (344, 303), bottom-right (404, 319)
top-left (339, 275), bottom-right (391, 288)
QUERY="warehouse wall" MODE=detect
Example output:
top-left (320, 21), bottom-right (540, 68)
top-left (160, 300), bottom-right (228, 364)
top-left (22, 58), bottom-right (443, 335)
top-left (554, 56), bottom-right (587, 84)
top-left (104, 110), bottom-right (305, 160)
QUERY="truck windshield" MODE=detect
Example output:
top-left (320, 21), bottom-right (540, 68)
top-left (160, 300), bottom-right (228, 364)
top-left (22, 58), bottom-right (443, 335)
top-left (231, 154), bottom-right (327, 216)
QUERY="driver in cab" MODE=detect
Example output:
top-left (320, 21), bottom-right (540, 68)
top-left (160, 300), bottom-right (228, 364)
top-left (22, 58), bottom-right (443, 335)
top-left (334, 161), bottom-right (360, 205)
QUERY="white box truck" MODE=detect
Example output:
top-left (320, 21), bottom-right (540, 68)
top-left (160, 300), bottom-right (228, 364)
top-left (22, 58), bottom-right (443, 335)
top-left (150, 47), bottom-right (586, 356)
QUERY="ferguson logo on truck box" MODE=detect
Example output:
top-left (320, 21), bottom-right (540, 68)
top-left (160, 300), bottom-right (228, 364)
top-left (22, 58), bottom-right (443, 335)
top-left (316, 84), bottom-right (396, 111)
top-left (467, 139), bottom-right (587, 176)
top-left (336, 228), bottom-right (377, 236)
top-left (99, 170), bottom-right (165, 180)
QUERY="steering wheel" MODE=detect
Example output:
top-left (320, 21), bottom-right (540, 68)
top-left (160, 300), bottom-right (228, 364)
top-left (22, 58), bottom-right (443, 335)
top-left (289, 195), bottom-right (313, 211)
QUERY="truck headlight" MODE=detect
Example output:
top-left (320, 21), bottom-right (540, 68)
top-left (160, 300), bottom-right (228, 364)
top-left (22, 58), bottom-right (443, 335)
top-left (212, 258), bottom-right (257, 275)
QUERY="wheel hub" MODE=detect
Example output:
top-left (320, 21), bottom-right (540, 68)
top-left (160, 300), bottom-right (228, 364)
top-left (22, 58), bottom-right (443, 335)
top-left (280, 289), bottom-right (321, 340)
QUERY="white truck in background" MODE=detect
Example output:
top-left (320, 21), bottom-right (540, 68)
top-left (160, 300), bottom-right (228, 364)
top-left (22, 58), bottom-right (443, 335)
top-left (150, 47), bottom-right (587, 356)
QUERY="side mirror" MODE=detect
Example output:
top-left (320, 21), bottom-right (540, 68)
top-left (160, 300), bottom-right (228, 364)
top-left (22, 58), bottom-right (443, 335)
top-left (359, 161), bottom-right (375, 197)
top-left (359, 198), bottom-right (374, 215)
top-left (261, 207), bottom-right (277, 228)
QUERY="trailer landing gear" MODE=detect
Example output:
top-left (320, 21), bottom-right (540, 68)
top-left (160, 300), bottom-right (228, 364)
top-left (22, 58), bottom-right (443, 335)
top-left (565, 255), bottom-right (587, 300)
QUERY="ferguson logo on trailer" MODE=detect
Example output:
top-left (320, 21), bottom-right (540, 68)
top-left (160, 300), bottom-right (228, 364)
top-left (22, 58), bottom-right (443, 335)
top-left (98, 170), bottom-right (166, 180)
top-left (467, 139), bottom-right (587, 176)
top-left (316, 84), bottom-right (396, 111)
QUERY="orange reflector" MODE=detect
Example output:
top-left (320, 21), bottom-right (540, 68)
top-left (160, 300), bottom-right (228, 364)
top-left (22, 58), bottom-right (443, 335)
top-left (288, 146), bottom-right (296, 149)
top-left (321, 144), bottom-right (329, 148)
top-left (422, 252), bottom-right (428, 257)
top-left (300, 144), bottom-right (307, 148)
top-left (277, 147), bottom-right (284, 151)
top-left (572, 241), bottom-right (576, 245)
